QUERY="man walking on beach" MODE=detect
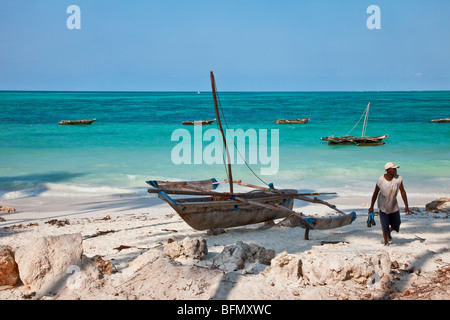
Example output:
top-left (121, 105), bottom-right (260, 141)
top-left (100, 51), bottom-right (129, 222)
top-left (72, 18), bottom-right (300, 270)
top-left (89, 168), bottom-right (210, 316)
top-left (369, 162), bottom-right (411, 245)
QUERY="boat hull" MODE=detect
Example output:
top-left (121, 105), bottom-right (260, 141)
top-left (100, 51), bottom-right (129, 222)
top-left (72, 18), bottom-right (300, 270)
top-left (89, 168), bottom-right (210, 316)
top-left (159, 190), bottom-right (296, 230)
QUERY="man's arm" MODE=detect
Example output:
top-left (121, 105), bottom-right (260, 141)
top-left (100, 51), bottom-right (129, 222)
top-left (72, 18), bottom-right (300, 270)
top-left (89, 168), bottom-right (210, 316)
top-left (399, 182), bottom-right (411, 215)
top-left (369, 184), bottom-right (380, 213)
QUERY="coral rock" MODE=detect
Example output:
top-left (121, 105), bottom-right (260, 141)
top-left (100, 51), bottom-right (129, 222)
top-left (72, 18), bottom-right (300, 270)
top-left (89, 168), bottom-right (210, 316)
top-left (164, 237), bottom-right (208, 260)
top-left (15, 233), bottom-right (83, 291)
top-left (0, 246), bottom-right (19, 286)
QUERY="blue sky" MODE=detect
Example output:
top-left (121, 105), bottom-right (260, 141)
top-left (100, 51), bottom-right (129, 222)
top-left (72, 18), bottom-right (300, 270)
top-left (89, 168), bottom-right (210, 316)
top-left (1, 0), bottom-right (449, 91)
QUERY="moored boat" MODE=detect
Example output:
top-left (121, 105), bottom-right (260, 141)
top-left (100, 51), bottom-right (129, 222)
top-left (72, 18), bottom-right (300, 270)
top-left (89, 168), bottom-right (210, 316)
top-left (430, 118), bottom-right (450, 123)
top-left (321, 103), bottom-right (387, 146)
top-left (182, 119), bottom-right (215, 125)
top-left (59, 118), bottom-right (96, 125)
top-left (321, 134), bottom-right (388, 146)
top-left (275, 117), bottom-right (310, 124)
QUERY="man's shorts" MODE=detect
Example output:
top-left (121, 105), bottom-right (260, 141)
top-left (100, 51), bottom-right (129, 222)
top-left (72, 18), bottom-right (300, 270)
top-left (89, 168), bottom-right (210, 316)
top-left (379, 210), bottom-right (401, 234)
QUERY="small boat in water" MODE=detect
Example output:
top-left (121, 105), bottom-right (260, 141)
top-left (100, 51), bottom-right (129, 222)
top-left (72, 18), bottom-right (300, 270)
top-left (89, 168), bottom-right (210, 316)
top-left (59, 118), bottom-right (96, 125)
top-left (321, 103), bottom-right (387, 146)
top-left (275, 117), bottom-right (310, 124)
top-left (182, 119), bottom-right (215, 125)
top-left (321, 135), bottom-right (388, 146)
top-left (430, 118), bottom-right (450, 123)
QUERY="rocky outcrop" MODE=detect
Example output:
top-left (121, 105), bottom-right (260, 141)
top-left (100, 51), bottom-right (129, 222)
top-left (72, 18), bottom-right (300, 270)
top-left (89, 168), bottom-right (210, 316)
top-left (0, 206), bottom-right (15, 213)
top-left (300, 248), bottom-right (392, 286)
top-left (164, 237), bottom-right (208, 260)
top-left (15, 233), bottom-right (83, 291)
top-left (425, 197), bottom-right (450, 213)
top-left (264, 245), bottom-right (393, 289)
top-left (123, 249), bottom-right (223, 300)
top-left (263, 251), bottom-right (301, 280)
top-left (1, 233), bottom-right (399, 300)
top-left (212, 241), bottom-right (275, 271)
top-left (0, 246), bottom-right (19, 286)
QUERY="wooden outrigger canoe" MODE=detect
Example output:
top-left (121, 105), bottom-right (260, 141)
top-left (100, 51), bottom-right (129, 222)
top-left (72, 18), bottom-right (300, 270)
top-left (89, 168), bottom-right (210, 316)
top-left (430, 118), bottom-right (450, 123)
top-left (147, 179), bottom-right (297, 230)
top-left (146, 72), bottom-right (356, 239)
top-left (321, 134), bottom-right (388, 146)
top-left (321, 103), bottom-right (387, 146)
top-left (182, 119), bottom-right (215, 125)
top-left (59, 118), bottom-right (96, 125)
top-left (275, 117), bottom-right (310, 124)
top-left (147, 178), bottom-right (356, 239)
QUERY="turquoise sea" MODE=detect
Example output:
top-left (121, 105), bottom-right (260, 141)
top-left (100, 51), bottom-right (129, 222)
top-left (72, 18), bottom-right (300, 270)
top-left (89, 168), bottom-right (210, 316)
top-left (0, 91), bottom-right (449, 200)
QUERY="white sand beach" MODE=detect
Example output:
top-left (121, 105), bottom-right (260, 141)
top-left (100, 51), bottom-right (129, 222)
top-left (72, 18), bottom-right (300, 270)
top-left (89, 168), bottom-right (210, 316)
top-left (1, 192), bottom-right (449, 300)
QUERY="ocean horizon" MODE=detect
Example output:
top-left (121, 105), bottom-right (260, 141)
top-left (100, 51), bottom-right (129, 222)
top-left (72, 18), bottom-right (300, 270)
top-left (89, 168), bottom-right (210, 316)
top-left (2, 90), bottom-right (450, 93)
top-left (1, 90), bottom-right (449, 201)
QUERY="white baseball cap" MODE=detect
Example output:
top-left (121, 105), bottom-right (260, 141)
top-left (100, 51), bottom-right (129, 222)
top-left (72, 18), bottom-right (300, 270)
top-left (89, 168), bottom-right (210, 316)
top-left (384, 162), bottom-right (399, 170)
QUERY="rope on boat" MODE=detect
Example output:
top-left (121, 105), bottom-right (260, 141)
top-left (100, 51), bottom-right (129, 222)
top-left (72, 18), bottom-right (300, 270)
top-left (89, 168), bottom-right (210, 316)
top-left (214, 82), bottom-right (271, 188)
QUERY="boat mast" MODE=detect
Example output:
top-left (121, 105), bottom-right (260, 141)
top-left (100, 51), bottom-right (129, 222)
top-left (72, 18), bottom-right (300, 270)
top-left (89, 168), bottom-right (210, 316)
top-left (210, 71), bottom-right (234, 194)
top-left (361, 102), bottom-right (370, 138)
